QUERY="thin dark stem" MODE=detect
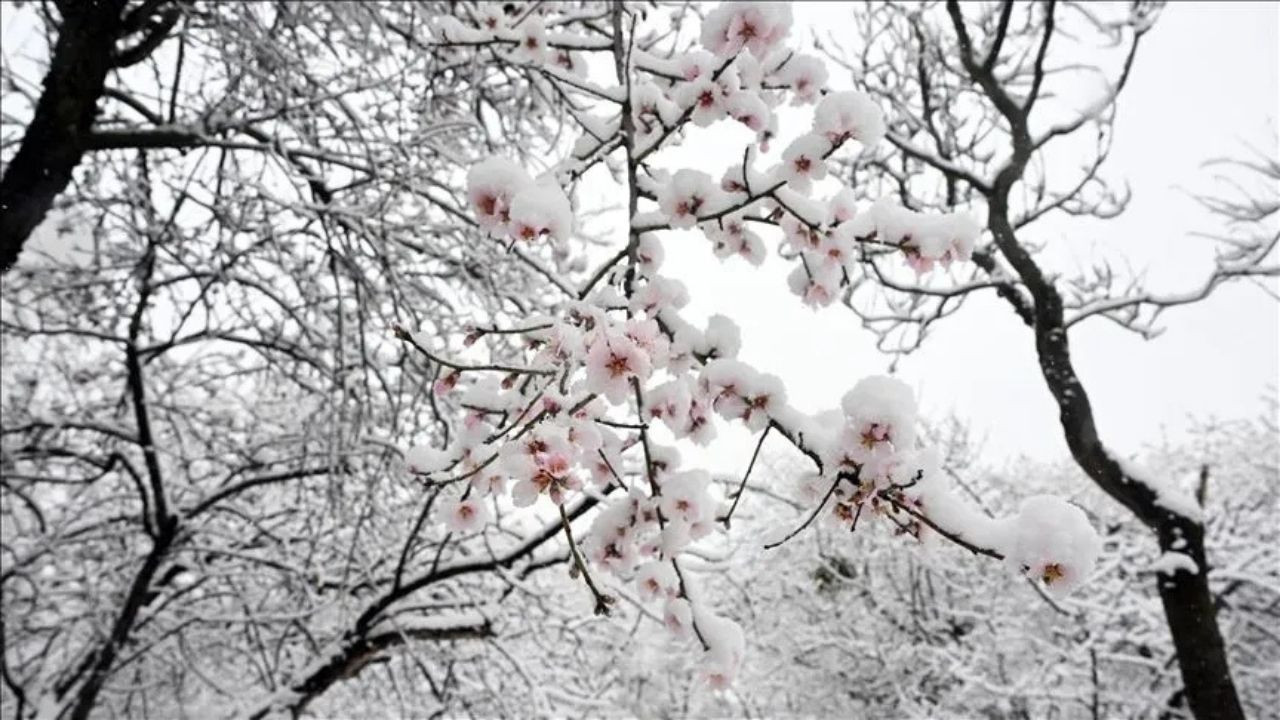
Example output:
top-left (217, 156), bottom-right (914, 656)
top-left (763, 471), bottom-right (849, 550)
top-left (722, 425), bottom-right (770, 528)
top-left (559, 504), bottom-right (614, 615)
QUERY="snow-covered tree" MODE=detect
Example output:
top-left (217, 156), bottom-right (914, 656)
top-left (3, 3), bottom-right (1269, 719)
top-left (812, 3), bottom-right (1278, 717)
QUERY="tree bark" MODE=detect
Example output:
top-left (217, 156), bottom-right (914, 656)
top-left (988, 195), bottom-right (1245, 720)
top-left (941, 4), bottom-right (1246, 713)
top-left (0, 0), bottom-right (127, 273)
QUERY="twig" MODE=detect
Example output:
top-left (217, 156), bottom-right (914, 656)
top-left (559, 504), bottom-right (615, 615)
top-left (764, 471), bottom-right (850, 550)
top-left (722, 425), bottom-right (771, 528)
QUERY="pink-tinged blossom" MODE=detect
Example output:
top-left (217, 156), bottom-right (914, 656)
top-left (467, 157), bottom-right (533, 237)
top-left (660, 470), bottom-right (713, 525)
top-left (475, 5), bottom-right (507, 32)
top-left (725, 91), bottom-right (770, 133)
top-left (584, 333), bottom-right (653, 404)
top-left (701, 664), bottom-right (737, 691)
top-left (700, 612), bottom-right (746, 677)
top-left (635, 561), bottom-right (679, 602)
top-left (780, 214), bottom-right (823, 254)
top-left (636, 233), bottom-right (665, 276)
top-left (875, 202), bottom-right (984, 273)
top-left (702, 359), bottom-right (785, 431)
top-left (776, 53), bottom-right (828, 104)
top-left (1006, 495), bottom-right (1103, 597)
top-left (508, 182), bottom-right (573, 242)
top-left (677, 50), bottom-right (716, 81)
top-left (780, 133), bottom-right (832, 192)
top-left (813, 91), bottom-right (886, 149)
top-left (674, 77), bottom-right (728, 128)
top-left (532, 322), bottom-right (585, 367)
top-left (625, 317), bottom-right (670, 369)
top-left (840, 375), bottom-right (918, 461)
top-left (827, 188), bottom-right (859, 225)
top-left (647, 379), bottom-right (693, 430)
top-left (702, 214), bottom-right (766, 266)
top-left (632, 81), bottom-right (681, 137)
top-left (630, 276), bottom-right (690, 316)
top-left (786, 259), bottom-right (842, 308)
top-left (700, 2), bottom-right (793, 59)
top-left (552, 48), bottom-right (587, 78)
top-left (512, 17), bottom-right (547, 63)
top-left (469, 472), bottom-right (507, 496)
top-left (656, 170), bottom-right (719, 229)
top-left (719, 163), bottom-right (770, 196)
top-left (511, 450), bottom-right (582, 507)
top-left (442, 497), bottom-right (491, 534)
top-left (663, 597), bottom-right (694, 638)
top-left (588, 531), bottom-right (639, 575)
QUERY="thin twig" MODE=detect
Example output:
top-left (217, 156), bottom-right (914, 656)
top-left (764, 471), bottom-right (850, 550)
top-left (722, 425), bottom-right (771, 528)
top-left (559, 504), bottom-right (615, 615)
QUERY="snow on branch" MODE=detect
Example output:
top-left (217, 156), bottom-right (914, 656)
top-left (392, 0), bottom-right (1105, 693)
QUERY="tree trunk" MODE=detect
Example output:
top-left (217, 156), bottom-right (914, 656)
top-left (1155, 517), bottom-right (1244, 720)
top-left (986, 204), bottom-right (1245, 720)
top-left (0, 0), bottom-right (127, 272)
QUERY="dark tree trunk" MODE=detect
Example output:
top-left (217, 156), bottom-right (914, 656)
top-left (1155, 518), bottom-right (1243, 720)
top-left (0, 0), bottom-right (127, 273)
top-left (985, 200), bottom-right (1245, 720)
top-left (942, 5), bottom-right (1248, 704)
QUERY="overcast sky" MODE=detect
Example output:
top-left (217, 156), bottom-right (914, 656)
top-left (663, 2), bottom-right (1279, 478)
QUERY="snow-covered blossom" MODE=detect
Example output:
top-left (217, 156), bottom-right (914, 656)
top-left (636, 233), bottom-right (665, 276)
top-left (442, 496), bottom-right (491, 533)
top-left (659, 470), bottom-right (714, 525)
top-left (827, 187), bottom-right (859, 225)
top-left (813, 91), bottom-right (886, 149)
top-left (663, 597), bottom-right (694, 638)
top-left (674, 76), bottom-right (729, 128)
top-left (840, 375), bottom-right (918, 455)
top-left (703, 315), bottom-right (741, 359)
top-left (552, 47), bottom-right (587, 77)
top-left (406, 444), bottom-right (454, 475)
top-left (509, 182), bottom-right (573, 242)
top-left (776, 53), bottom-right (828, 104)
top-left (779, 133), bottom-right (832, 192)
top-left (786, 259), bottom-right (842, 307)
top-left (584, 332), bottom-right (653, 404)
top-left (874, 200), bottom-right (984, 273)
top-left (701, 2), bottom-right (793, 59)
top-left (676, 50), bottom-right (716, 81)
top-left (512, 17), bottom-right (547, 63)
top-left (1005, 495), bottom-right (1102, 597)
top-left (636, 561), bottom-right (679, 601)
top-left (632, 81), bottom-right (681, 137)
top-left (656, 170), bottom-right (719, 229)
top-left (698, 613), bottom-right (746, 688)
top-left (467, 157), bottom-right (533, 237)
top-left (475, 5), bottom-right (507, 32)
top-left (631, 276), bottom-right (690, 316)
top-left (702, 359), bottom-right (785, 431)
top-left (504, 427), bottom-right (583, 507)
top-left (725, 91), bottom-right (771, 133)
top-left (701, 213), bottom-right (766, 265)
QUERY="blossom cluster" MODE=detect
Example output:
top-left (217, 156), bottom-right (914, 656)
top-left (409, 0), bottom-right (1101, 692)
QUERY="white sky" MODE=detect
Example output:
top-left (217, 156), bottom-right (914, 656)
top-left (658, 2), bottom-right (1279, 475)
